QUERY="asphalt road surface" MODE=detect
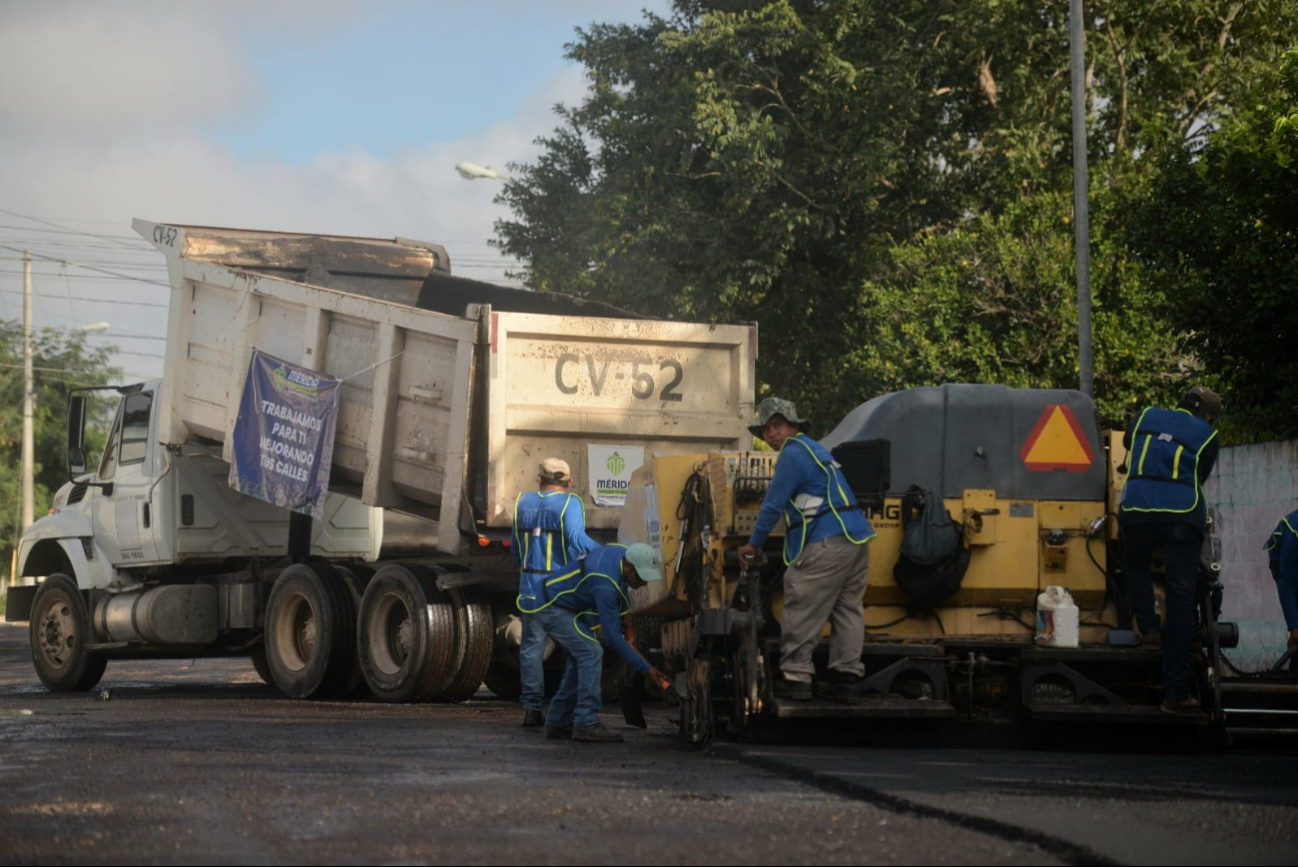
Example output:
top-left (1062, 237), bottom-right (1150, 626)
top-left (0, 622), bottom-right (1294, 865)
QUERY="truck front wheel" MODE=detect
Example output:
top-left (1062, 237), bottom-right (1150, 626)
top-left (264, 562), bottom-right (356, 700)
top-left (29, 574), bottom-right (107, 692)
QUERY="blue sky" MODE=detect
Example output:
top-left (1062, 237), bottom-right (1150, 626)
top-left (226, 3), bottom-right (616, 163)
top-left (0, 0), bottom-right (669, 379)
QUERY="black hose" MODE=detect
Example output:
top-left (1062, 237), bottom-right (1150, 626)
top-left (979, 608), bottom-right (1035, 631)
top-left (865, 613), bottom-right (909, 629)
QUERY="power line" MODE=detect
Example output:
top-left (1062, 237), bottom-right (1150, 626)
top-left (0, 288), bottom-right (167, 308)
top-left (0, 209), bottom-right (148, 247)
top-left (0, 245), bottom-right (171, 287)
top-left (113, 350), bottom-right (167, 359)
top-left (0, 256), bottom-right (166, 270)
top-left (0, 270), bottom-right (169, 284)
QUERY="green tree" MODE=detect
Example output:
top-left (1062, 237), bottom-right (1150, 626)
top-left (1128, 48), bottom-right (1298, 439)
top-left (0, 323), bottom-right (120, 578)
top-left (495, 0), bottom-right (1295, 431)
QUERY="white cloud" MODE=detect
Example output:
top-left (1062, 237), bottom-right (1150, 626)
top-left (0, 1), bottom-right (624, 376)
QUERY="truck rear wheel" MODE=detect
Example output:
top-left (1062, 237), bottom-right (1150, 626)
top-left (264, 562), bottom-right (356, 700)
top-left (29, 574), bottom-right (107, 692)
top-left (332, 564), bottom-right (372, 699)
top-left (357, 564), bottom-right (456, 702)
top-left (483, 608), bottom-right (563, 700)
top-left (430, 587), bottom-right (494, 702)
top-left (249, 647), bottom-right (273, 685)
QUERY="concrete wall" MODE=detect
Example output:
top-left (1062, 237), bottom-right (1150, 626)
top-left (1204, 440), bottom-right (1298, 669)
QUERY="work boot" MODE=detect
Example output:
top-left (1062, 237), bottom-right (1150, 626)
top-left (1160, 696), bottom-right (1202, 715)
top-left (543, 724), bottom-right (573, 740)
top-left (571, 723), bottom-right (624, 743)
top-left (773, 675), bottom-right (812, 701)
top-left (522, 708), bottom-right (544, 728)
top-left (814, 671), bottom-right (862, 705)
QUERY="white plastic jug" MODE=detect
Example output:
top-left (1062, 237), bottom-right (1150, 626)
top-left (1036, 585), bottom-right (1079, 648)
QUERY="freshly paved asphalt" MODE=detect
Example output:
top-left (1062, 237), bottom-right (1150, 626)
top-left (0, 622), bottom-right (1295, 865)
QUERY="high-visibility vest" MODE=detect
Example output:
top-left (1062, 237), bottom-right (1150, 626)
top-left (513, 490), bottom-right (584, 613)
top-left (1119, 407), bottom-right (1218, 517)
top-left (1264, 513), bottom-right (1298, 582)
top-left (778, 434), bottom-right (876, 565)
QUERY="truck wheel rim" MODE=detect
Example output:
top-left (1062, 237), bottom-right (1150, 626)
top-left (367, 592), bottom-right (412, 677)
top-left (37, 597), bottom-right (74, 671)
top-left (274, 592), bottom-right (316, 673)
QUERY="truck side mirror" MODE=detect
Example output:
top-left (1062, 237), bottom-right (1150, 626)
top-left (67, 395), bottom-right (87, 478)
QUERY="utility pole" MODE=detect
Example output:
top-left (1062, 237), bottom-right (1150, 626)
top-left (21, 251), bottom-right (34, 532)
top-left (1070, 0), bottom-right (1094, 398)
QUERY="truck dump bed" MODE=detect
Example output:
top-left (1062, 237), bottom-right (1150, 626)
top-left (137, 221), bottom-right (756, 553)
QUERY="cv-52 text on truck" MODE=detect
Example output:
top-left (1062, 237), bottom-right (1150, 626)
top-left (8, 221), bottom-right (756, 703)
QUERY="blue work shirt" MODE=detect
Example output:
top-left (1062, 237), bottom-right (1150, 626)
top-left (748, 433), bottom-right (875, 565)
top-left (512, 489), bottom-right (599, 613)
top-left (1264, 509), bottom-right (1298, 630)
top-left (552, 544), bottom-right (650, 674)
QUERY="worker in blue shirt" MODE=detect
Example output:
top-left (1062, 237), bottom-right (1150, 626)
top-left (537, 542), bottom-right (667, 743)
top-left (1263, 508), bottom-right (1298, 656)
top-left (737, 397), bottom-right (875, 704)
top-left (511, 458), bottom-right (599, 728)
top-left (1118, 385), bottom-right (1221, 715)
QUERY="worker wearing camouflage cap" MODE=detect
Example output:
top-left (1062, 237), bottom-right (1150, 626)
top-left (1119, 385), bottom-right (1221, 715)
top-left (512, 457), bottom-right (599, 728)
top-left (738, 397), bottom-right (875, 704)
top-left (536, 542), bottom-right (669, 742)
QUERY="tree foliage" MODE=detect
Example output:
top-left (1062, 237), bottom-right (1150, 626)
top-left (0, 323), bottom-right (120, 574)
top-left (495, 0), bottom-right (1296, 432)
top-left (1128, 48), bottom-right (1298, 439)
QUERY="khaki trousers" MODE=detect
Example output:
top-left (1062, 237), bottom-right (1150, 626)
top-left (779, 535), bottom-right (869, 682)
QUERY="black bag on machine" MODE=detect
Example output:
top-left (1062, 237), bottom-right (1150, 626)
top-left (893, 485), bottom-right (969, 610)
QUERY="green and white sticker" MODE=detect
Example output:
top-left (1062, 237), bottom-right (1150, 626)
top-left (588, 444), bottom-right (645, 507)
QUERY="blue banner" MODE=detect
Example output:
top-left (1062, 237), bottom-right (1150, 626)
top-left (228, 349), bottom-right (340, 520)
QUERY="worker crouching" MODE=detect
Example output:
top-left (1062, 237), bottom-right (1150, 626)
top-left (536, 542), bottom-right (668, 742)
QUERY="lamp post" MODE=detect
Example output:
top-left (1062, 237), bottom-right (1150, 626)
top-left (19, 253), bottom-right (109, 532)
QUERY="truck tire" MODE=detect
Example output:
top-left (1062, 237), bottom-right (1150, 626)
top-left (331, 564), bottom-right (371, 699)
top-left (249, 646), bottom-right (274, 685)
top-left (431, 587), bottom-right (494, 702)
top-left (482, 607), bottom-right (563, 700)
top-left (264, 562), bottom-right (355, 700)
top-left (484, 607), bottom-right (524, 699)
top-left (357, 564), bottom-right (456, 702)
top-left (29, 574), bottom-right (107, 692)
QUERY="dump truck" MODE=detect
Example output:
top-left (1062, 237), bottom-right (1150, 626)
top-left (621, 385), bottom-right (1294, 746)
top-left (8, 221), bottom-right (757, 702)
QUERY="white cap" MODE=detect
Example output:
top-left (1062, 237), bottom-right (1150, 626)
top-left (539, 457), bottom-right (571, 483)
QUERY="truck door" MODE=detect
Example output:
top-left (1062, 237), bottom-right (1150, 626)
top-left (90, 390), bottom-right (162, 566)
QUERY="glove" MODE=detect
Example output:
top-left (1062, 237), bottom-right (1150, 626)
top-left (647, 666), bottom-right (671, 691)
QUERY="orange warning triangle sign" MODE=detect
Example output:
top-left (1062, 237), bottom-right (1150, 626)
top-left (1019, 404), bottom-right (1095, 472)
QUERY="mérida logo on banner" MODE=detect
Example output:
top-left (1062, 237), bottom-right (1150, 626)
top-left (228, 349), bottom-right (341, 519)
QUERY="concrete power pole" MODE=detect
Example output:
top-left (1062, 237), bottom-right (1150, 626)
top-left (22, 251), bottom-right (34, 533)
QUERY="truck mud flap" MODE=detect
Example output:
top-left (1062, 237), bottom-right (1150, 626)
top-left (4, 585), bottom-right (37, 622)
